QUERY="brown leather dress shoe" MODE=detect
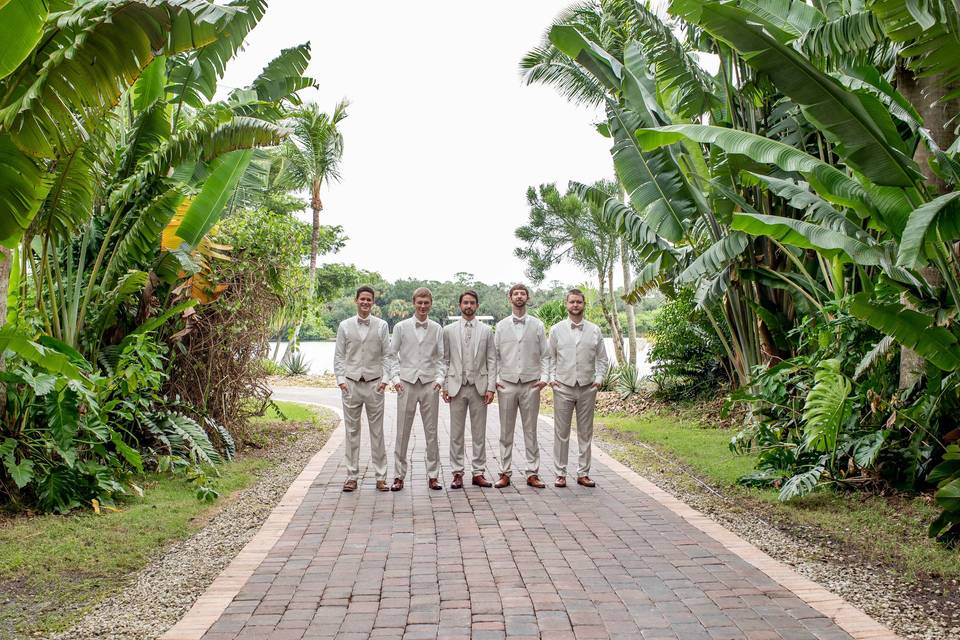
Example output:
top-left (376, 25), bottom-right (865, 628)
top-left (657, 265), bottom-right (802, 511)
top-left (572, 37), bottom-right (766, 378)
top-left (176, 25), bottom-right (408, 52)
top-left (526, 474), bottom-right (546, 489)
top-left (555, 476), bottom-right (567, 488)
top-left (472, 474), bottom-right (493, 488)
top-left (390, 477), bottom-right (404, 491)
top-left (376, 480), bottom-right (389, 492)
top-left (494, 473), bottom-right (511, 488)
top-left (450, 472), bottom-right (464, 489)
top-left (342, 479), bottom-right (357, 492)
top-left (428, 478), bottom-right (443, 490)
top-left (577, 476), bottom-right (596, 487)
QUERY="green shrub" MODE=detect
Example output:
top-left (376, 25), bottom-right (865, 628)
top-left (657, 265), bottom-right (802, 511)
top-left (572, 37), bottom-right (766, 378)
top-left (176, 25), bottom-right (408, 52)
top-left (647, 289), bottom-right (726, 399)
top-left (282, 352), bottom-right (311, 376)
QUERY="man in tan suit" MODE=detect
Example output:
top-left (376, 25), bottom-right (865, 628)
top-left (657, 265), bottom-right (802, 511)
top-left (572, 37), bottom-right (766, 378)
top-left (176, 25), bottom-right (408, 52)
top-left (390, 287), bottom-right (445, 491)
top-left (333, 286), bottom-right (394, 492)
top-left (549, 288), bottom-right (609, 488)
top-left (442, 290), bottom-right (496, 489)
top-left (494, 283), bottom-right (550, 488)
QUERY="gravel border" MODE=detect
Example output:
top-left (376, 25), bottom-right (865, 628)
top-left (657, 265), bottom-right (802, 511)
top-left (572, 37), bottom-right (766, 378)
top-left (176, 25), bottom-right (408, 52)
top-left (52, 415), bottom-right (337, 640)
top-left (594, 428), bottom-right (959, 640)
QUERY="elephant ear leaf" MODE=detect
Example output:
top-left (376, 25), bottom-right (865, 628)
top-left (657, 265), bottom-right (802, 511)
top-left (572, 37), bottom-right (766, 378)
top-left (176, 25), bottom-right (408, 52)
top-left (850, 293), bottom-right (960, 371)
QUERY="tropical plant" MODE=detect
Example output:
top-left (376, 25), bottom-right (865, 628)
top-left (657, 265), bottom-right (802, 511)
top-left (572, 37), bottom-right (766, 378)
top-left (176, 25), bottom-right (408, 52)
top-left (522, 0), bottom-right (960, 538)
top-left (515, 182), bottom-right (628, 363)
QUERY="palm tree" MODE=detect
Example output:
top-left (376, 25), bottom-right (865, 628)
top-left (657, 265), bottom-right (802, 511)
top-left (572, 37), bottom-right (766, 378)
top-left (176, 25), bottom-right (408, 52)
top-left (280, 100), bottom-right (350, 289)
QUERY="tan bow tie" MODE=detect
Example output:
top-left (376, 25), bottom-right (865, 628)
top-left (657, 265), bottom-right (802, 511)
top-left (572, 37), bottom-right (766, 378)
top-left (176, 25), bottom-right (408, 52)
top-left (357, 317), bottom-right (370, 326)
top-left (571, 322), bottom-right (583, 331)
top-left (416, 320), bottom-right (428, 329)
top-left (512, 316), bottom-right (526, 325)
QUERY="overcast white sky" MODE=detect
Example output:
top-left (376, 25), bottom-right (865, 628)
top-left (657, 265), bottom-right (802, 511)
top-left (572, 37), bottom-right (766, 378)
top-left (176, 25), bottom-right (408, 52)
top-left (221, 1), bottom-right (628, 286)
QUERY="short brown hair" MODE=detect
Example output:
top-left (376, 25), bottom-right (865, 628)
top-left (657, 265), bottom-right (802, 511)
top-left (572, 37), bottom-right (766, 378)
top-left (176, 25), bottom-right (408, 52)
top-left (411, 287), bottom-right (433, 302)
top-left (508, 283), bottom-right (529, 297)
top-left (459, 290), bottom-right (479, 304)
top-left (566, 288), bottom-right (585, 303)
top-left (355, 285), bottom-right (375, 300)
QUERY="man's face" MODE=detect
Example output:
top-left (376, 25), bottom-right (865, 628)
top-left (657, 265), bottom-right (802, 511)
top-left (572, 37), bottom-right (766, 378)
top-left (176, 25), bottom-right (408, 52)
top-left (414, 295), bottom-right (432, 318)
top-left (510, 289), bottom-right (529, 309)
top-left (356, 292), bottom-right (374, 315)
top-left (566, 294), bottom-right (585, 317)
top-left (460, 296), bottom-right (478, 318)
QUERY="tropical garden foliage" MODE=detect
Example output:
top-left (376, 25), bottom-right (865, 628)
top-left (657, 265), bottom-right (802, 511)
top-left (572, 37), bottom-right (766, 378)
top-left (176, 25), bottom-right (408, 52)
top-left (524, 0), bottom-right (960, 543)
top-left (0, 0), bottom-right (329, 513)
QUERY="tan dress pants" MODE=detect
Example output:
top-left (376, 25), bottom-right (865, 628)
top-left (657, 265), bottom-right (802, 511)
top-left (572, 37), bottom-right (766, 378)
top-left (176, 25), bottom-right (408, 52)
top-left (394, 380), bottom-right (441, 480)
top-left (497, 380), bottom-right (541, 478)
top-left (449, 384), bottom-right (488, 475)
top-left (341, 378), bottom-right (387, 481)
top-left (552, 383), bottom-right (597, 477)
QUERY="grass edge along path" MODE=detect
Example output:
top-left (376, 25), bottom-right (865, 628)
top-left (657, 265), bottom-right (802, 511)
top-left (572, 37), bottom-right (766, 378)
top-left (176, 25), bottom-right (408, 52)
top-left (0, 400), bottom-right (333, 638)
top-left (594, 410), bottom-right (960, 585)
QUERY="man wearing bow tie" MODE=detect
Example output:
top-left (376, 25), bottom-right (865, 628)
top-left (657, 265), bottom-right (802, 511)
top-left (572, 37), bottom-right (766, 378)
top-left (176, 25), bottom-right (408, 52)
top-left (390, 287), bottom-right (445, 491)
top-left (493, 283), bottom-right (550, 488)
top-left (548, 289), bottom-right (609, 488)
top-left (334, 286), bottom-right (394, 492)
top-left (442, 290), bottom-right (496, 489)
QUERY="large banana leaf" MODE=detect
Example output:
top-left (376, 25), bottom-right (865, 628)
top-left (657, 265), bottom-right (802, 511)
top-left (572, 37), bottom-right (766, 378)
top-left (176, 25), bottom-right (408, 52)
top-left (0, 0), bottom-right (234, 158)
top-left (250, 43), bottom-right (316, 104)
top-left (635, 124), bottom-right (875, 216)
top-left (731, 212), bottom-right (885, 265)
top-left (609, 106), bottom-right (699, 242)
top-left (167, 0), bottom-right (267, 110)
top-left (0, 0), bottom-right (47, 80)
top-left (677, 232), bottom-right (749, 284)
top-left (0, 135), bottom-right (51, 246)
top-left (549, 25), bottom-right (623, 93)
top-left (569, 181), bottom-right (675, 262)
top-left (868, 0), bottom-right (960, 95)
top-left (677, 1), bottom-right (921, 188)
top-left (800, 11), bottom-right (887, 71)
top-left (897, 192), bottom-right (960, 269)
top-left (35, 146), bottom-right (95, 242)
top-left (610, 0), bottom-right (717, 119)
top-left (734, 0), bottom-right (824, 41)
top-left (172, 149), bottom-right (253, 247)
top-left (850, 293), bottom-right (960, 371)
top-left (744, 172), bottom-right (869, 241)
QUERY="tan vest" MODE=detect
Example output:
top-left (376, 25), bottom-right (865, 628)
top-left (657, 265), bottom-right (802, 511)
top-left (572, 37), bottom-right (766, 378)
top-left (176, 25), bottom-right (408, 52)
top-left (495, 315), bottom-right (546, 383)
top-left (393, 317), bottom-right (443, 384)
top-left (551, 320), bottom-right (605, 386)
top-left (340, 316), bottom-right (387, 381)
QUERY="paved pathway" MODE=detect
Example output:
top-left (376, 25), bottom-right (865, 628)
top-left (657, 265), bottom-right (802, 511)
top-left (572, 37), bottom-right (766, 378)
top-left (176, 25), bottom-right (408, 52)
top-left (164, 387), bottom-right (896, 640)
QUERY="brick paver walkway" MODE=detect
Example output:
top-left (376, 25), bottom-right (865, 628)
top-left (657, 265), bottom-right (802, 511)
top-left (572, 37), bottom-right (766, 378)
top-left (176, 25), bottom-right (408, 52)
top-left (167, 388), bottom-right (894, 640)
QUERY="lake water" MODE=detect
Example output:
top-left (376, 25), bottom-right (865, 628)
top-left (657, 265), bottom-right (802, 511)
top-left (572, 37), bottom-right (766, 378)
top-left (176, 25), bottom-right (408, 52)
top-left (269, 337), bottom-right (654, 377)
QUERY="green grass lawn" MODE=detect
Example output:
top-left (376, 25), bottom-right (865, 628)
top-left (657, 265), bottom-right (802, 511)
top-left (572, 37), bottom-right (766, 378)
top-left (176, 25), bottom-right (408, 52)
top-left (0, 401), bottom-right (330, 637)
top-left (596, 411), bottom-right (960, 584)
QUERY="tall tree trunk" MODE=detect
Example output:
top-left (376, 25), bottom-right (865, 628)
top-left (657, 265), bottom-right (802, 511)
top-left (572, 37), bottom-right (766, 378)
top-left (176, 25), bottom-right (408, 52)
top-left (309, 184), bottom-right (322, 292)
top-left (606, 259), bottom-right (626, 365)
top-left (596, 272), bottom-right (622, 366)
top-left (0, 246), bottom-right (11, 426)
top-left (0, 247), bottom-right (10, 329)
top-left (896, 69), bottom-right (959, 389)
top-left (620, 237), bottom-right (637, 365)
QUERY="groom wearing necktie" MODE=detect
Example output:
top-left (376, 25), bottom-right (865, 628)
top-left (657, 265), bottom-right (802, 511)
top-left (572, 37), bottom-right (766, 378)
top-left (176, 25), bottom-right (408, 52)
top-left (390, 287), bottom-right (445, 491)
top-left (494, 283), bottom-right (549, 488)
top-left (549, 288), bottom-right (609, 488)
top-left (442, 290), bottom-right (496, 489)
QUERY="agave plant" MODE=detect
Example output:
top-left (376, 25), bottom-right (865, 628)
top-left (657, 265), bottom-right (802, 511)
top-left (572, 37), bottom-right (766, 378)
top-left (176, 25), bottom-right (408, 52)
top-left (282, 351), bottom-right (312, 376)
